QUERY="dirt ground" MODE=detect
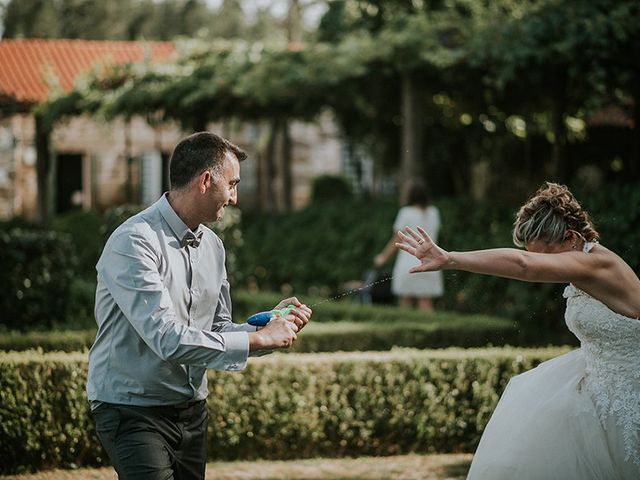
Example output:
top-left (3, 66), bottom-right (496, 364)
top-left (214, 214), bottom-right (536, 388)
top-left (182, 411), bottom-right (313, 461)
top-left (1, 454), bottom-right (472, 480)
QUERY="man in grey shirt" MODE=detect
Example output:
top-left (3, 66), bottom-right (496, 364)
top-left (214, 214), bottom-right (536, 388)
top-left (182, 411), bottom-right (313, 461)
top-left (88, 131), bottom-right (312, 480)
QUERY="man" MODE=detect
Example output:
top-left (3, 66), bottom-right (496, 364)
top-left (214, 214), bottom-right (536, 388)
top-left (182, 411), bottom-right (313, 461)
top-left (87, 131), bottom-right (312, 479)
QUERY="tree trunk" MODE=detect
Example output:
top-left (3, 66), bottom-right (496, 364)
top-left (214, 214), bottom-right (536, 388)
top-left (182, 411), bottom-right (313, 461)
top-left (287, 0), bottom-right (302, 44)
top-left (35, 114), bottom-right (51, 226)
top-left (270, 118), bottom-right (293, 212)
top-left (630, 84), bottom-right (640, 180)
top-left (124, 117), bottom-right (134, 203)
top-left (261, 120), bottom-right (279, 213)
top-left (548, 92), bottom-right (567, 182)
top-left (279, 120), bottom-right (293, 211)
top-left (400, 72), bottom-right (424, 198)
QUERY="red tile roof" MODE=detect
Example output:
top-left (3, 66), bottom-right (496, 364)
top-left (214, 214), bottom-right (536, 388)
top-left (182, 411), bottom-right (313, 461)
top-left (0, 39), bottom-right (175, 105)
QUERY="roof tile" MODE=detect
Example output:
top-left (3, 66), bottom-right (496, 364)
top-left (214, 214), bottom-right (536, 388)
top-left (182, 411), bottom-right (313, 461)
top-left (0, 38), bottom-right (175, 105)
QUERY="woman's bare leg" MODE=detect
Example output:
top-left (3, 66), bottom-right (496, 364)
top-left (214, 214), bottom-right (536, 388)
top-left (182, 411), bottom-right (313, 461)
top-left (399, 296), bottom-right (413, 309)
top-left (418, 297), bottom-right (434, 312)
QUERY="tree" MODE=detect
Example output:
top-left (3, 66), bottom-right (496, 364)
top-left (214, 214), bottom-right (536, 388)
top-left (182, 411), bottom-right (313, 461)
top-left (466, 0), bottom-right (640, 182)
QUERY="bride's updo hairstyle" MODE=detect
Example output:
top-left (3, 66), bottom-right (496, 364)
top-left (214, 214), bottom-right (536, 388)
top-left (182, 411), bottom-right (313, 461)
top-left (513, 182), bottom-right (599, 248)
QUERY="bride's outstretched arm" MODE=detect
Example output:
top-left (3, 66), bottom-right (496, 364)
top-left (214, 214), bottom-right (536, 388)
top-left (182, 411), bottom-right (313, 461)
top-left (395, 226), bottom-right (605, 284)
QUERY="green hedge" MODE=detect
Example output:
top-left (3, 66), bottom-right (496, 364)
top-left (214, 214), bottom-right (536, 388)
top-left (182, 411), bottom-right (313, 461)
top-left (0, 289), bottom-right (518, 352)
top-left (0, 347), bottom-right (569, 474)
top-left (290, 317), bottom-right (518, 352)
top-left (233, 199), bottom-right (397, 291)
top-left (0, 313), bottom-right (518, 353)
top-left (0, 229), bottom-right (77, 331)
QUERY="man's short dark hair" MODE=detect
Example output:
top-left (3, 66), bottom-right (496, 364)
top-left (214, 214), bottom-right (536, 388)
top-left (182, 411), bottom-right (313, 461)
top-left (169, 131), bottom-right (247, 189)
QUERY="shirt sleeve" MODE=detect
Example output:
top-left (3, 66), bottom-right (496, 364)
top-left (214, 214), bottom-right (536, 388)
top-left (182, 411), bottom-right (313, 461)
top-left (98, 231), bottom-right (250, 371)
top-left (212, 276), bottom-right (271, 357)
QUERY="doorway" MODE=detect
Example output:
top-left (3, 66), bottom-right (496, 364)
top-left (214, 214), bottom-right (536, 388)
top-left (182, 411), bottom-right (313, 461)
top-left (56, 153), bottom-right (83, 213)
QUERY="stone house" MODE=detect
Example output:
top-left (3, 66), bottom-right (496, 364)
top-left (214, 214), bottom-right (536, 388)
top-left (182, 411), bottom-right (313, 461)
top-left (0, 39), bottom-right (345, 220)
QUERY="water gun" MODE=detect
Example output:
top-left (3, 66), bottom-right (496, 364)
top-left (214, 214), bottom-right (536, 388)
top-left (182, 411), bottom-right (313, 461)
top-left (247, 304), bottom-right (296, 327)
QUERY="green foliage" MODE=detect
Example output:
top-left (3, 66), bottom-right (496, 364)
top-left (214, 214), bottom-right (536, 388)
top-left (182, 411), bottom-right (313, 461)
top-left (100, 204), bottom-right (143, 242)
top-left (290, 317), bottom-right (518, 352)
top-left (1, 0), bottom-right (288, 43)
top-left (50, 210), bottom-right (104, 279)
top-left (0, 329), bottom-right (95, 353)
top-left (0, 347), bottom-right (569, 473)
top-left (310, 175), bottom-right (353, 203)
top-left (0, 309), bottom-right (517, 353)
top-left (63, 278), bottom-right (98, 329)
top-left (468, 0), bottom-right (640, 112)
top-left (0, 229), bottom-right (77, 331)
top-left (27, 0), bottom-right (640, 199)
top-left (231, 182), bottom-right (639, 343)
top-left (577, 182), bottom-right (640, 271)
top-left (232, 198), bottom-right (397, 292)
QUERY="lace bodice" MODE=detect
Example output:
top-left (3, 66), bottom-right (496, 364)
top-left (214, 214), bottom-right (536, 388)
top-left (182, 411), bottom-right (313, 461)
top-left (563, 243), bottom-right (640, 467)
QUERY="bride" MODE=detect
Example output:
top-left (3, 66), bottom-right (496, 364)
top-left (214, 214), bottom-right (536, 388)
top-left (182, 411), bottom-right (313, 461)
top-left (396, 182), bottom-right (640, 479)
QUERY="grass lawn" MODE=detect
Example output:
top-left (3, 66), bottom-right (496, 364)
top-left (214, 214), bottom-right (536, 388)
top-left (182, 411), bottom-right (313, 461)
top-left (0, 454), bottom-right (472, 479)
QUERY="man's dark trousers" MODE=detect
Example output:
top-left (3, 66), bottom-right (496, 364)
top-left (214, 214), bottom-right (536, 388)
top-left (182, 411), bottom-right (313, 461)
top-left (92, 400), bottom-right (208, 480)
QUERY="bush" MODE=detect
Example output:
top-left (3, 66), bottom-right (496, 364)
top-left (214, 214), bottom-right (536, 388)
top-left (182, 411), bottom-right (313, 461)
top-left (63, 278), bottom-right (98, 328)
top-left (100, 204), bottom-right (143, 242)
top-left (0, 315), bottom-right (517, 353)
top-left (0, 347), bottom-right (569, 473)
top-left (289, 317), bottom-right (519, 352)
top-left (0, 229), bottom-right (77, 331)
top-left (232, 199), bottom-right (397, 293)
top-left (50, 210), bottom-right (104, 279)
top-left (311, 175), bottom-right (353, 203)
top-left (0, 329), bottom-right (95, 352)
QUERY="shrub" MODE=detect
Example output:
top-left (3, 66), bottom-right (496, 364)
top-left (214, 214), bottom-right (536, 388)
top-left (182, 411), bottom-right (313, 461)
top-left (0, 314), bottom-right (517, 353)
top-left (0, 347), bottom-right (569, 473)
top-left (63, 278), bottom-right (98, 328)
top-left (0, 329), bottom-right (95, 352)
top-left (311, 175), bottom-right (353, 202)
top-left (0, 229), bottom-right (77, 331)
top-left (232, 199), bottom-right (397, 293)
top-left (50, 210), bottom-right (104, 279)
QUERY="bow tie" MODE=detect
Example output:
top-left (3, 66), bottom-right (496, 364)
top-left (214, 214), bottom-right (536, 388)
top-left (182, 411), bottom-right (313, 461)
top-left (181, 231), bottom-right (203, 248)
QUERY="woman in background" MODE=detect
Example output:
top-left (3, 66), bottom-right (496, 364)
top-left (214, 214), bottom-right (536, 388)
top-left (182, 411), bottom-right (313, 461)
top-left (375, 180), bottom-right (444, 311)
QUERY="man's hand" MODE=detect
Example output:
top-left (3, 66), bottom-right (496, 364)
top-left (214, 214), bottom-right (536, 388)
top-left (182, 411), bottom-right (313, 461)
top-left (272, 296), bottom-right (312, 332)
top-left (248, 318), bottom-right (298, 350)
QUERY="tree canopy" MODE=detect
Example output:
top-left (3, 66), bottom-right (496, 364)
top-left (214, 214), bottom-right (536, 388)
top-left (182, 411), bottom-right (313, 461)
top-left (21, 0), bottom-right (640, 208)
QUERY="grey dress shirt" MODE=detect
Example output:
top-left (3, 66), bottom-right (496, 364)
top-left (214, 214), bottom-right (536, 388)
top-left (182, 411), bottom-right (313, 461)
top-left (87, 194), bottom-right (257, 407)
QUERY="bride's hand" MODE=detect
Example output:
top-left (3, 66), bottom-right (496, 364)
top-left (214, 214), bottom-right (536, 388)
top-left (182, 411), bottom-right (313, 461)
top-left (395, 226), bottom-right (451, 273)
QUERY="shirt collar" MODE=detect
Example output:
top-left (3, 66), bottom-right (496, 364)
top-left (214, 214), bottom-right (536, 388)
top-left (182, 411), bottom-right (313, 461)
top-left (158, 193), bottom-right (202, 245)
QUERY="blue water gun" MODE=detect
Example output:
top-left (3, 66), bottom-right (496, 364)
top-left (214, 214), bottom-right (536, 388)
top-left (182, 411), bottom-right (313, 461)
top-left (247, 304), bottom-right (296, 327)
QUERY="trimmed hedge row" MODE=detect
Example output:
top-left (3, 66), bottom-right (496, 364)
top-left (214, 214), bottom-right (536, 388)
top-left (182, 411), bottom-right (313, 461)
top-left (0, 314), bottom-right (518, 353)
top-left (0, 229), bottom-right (77, 330)
top-left (0, 347), bottom-right (569, 474)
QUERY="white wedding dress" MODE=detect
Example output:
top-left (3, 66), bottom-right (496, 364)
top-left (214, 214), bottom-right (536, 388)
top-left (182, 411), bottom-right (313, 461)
top-left (467, 243), bottom-right (640, 479)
